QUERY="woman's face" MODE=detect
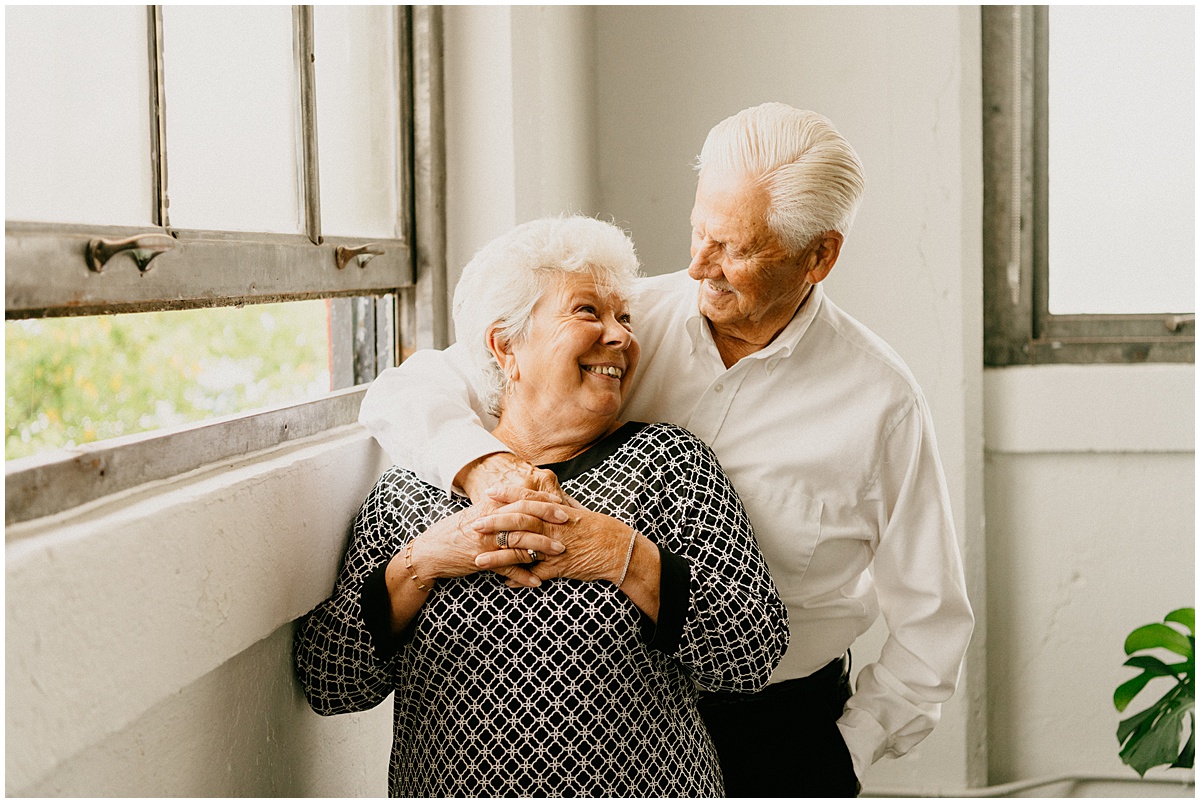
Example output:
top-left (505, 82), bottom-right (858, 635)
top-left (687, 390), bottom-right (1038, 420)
top-left (506, 272), bottom-right (640, 427)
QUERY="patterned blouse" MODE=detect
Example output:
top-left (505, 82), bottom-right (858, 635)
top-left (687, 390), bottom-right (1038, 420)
top-left (295, 422), bottom-right (789, 797)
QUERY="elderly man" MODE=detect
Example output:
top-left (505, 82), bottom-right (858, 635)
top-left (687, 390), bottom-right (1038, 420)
top-left (358, 103), bottom-right (973, 797)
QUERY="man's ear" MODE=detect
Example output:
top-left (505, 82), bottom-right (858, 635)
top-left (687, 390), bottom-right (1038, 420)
top-left (485, 324), bottom-right (518, 381)
top-left (804, 231), bottom-right (844, 285)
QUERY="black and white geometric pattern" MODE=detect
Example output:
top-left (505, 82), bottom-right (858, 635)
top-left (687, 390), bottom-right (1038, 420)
top-left (295, 422), bottom-right (789, 797)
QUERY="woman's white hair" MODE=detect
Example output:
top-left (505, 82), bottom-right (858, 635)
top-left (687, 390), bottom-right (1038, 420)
top-left (452, 215), bottom-right (641, 416)
top-left (696, 102), bottom-right (865, 254)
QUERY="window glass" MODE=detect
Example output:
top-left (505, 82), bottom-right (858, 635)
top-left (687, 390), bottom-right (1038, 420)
top-left (4, 5), bottom-right (153, 226)
top-left (314, 6), bottom-right (401, 238)
top-left (5, 302), bottom-right (331, 461)
top-left (161, 5), bottom-right (302, 233)
top-left (1047, 6), bottom-right (1195, 314)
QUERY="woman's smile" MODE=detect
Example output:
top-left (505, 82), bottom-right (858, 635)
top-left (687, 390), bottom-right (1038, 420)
top-left (582, 363), bottom-right (626, 380)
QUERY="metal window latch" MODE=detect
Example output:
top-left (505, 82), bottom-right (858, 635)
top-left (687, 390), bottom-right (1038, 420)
top-left (86, 233), bottom-right (176, 273)
top-left (1165, 314), bottom-right (1195, 332)
top-left (336, 244), bottom-right (384, 270)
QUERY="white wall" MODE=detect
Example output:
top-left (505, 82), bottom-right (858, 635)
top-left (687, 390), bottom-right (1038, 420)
top-left (442, 5), bottom-right (599, 328)
top-left (984, 365), bottom-right (1195, 784)
top-left (5, 428), bottom-right (393, 796)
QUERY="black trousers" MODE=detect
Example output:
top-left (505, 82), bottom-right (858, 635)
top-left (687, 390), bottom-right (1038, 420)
top-left (697, 654), bottom-right (858, 798)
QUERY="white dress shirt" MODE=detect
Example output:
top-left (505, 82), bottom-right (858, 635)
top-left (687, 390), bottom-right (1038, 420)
top-left (358, 269), bottom-right (974, 781)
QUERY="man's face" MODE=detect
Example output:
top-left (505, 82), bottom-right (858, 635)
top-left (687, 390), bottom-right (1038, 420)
top-left (687, 173), bottom-right (810, 341)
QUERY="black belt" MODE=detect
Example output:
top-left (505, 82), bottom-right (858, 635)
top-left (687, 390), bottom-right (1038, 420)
top-left (699, 653), bottom-right (850, 704)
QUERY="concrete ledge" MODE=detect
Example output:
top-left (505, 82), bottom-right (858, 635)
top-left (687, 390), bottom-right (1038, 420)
top-left (984, 364), bottom-right (1194, 454)
top-left (5, 424), bottom-right (389, 792)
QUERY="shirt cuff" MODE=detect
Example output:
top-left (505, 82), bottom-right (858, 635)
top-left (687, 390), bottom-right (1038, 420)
top-left (837, 707), bottom-right (889, 784)
top-left (641, 546), bottom-right (690, 654)
top-left (435, 429), bottom-right (514, 497)
top-left (358, 558), bottom-right (412, 660)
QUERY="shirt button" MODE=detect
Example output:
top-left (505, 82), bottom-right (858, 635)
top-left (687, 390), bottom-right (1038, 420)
top-left (714, 383), bottom-right (724, 393)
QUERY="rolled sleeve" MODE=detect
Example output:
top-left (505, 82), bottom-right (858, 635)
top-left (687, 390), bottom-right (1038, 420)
top-left (359, 345), bottom-right (507, 495)
top-left (838, 397), bottom-right (974, 775)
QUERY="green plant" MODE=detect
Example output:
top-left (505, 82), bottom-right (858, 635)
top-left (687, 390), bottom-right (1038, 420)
top-left (5, 301), bottom-right (330, 461)
top-left (1114, 607), bottom-right (1195, 775)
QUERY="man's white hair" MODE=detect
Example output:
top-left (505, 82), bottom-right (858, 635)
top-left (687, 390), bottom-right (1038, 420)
top-left (452, 215), bottom-right (641, 416)
top-left (696, 102), bottom-right (865, 254)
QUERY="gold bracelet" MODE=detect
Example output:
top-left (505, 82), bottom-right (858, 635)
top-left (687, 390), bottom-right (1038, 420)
top-left (617, 529), bottom-right (638, 588)
top-left (404, 541), bottom-right (431, 591)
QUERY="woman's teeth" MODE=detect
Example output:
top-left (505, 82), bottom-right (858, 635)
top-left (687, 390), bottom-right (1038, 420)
top-left (584, 365), bottom-right (624, 379)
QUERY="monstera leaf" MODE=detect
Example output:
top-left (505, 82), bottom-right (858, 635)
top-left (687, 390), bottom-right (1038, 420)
top-left (1114, 608), bottom-right (1195, 775)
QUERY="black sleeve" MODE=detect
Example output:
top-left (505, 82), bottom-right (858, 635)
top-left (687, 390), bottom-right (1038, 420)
top-left (358, 556), bottom-right (423, 660)
top-left (642, 546), bottom-right (690, 654)
top-left (359, 560), bottom-right (398, 659)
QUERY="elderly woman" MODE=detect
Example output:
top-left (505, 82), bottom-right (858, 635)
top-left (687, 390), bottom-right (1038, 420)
top-left (295, 216), bottom-right (788, 797)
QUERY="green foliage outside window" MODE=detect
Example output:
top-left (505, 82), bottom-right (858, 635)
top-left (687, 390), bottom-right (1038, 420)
top-left (5, 301), bottom-right (331, 461)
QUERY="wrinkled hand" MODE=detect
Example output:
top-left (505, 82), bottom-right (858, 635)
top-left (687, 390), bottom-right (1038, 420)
top-left (409, 495), bottom-right (565, 588)
top-left (456, 452), bottom-right (565, 506)
top-left (471, 486), bottom-right (633, 587)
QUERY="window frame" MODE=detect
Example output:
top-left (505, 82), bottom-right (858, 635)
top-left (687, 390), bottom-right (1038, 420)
top-left (982, 5), bottom-right (1194, 366)
top-left (5, 6), bottom-right (417, 319)
top-left (5, 5), bottom-right (448, 523)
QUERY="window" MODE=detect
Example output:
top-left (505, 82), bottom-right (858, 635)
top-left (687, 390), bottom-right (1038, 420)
top-left (5, 6), bottom-right (448, 523)
top-left (982, 6), bottom-right (1194, 365)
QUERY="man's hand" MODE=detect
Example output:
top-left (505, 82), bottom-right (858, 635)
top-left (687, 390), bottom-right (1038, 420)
top-left (455, 451), bottom-right (565, 505)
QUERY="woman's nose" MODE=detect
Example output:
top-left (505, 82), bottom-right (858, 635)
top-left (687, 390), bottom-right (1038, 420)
top-left (602, 315), bottom-right (632, 348)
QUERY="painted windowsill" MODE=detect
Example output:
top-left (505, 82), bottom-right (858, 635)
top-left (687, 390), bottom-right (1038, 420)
top-left (984, 363), bottom-right (1194, 454)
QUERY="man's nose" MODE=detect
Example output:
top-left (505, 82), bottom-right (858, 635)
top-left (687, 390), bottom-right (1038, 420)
top-left (688, 240), bottom-right (718, 280)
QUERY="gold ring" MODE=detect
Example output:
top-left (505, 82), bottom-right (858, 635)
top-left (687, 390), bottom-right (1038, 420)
top-left (527, 549), bottom-right (542, 563)
top-left (495, 531), bottom-right (509, 549)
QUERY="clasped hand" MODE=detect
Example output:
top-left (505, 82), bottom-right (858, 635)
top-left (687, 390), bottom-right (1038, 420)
top-left (409, 485), bottom-right (567, 588)
top-left (470, 485), bottom-right (633, 588)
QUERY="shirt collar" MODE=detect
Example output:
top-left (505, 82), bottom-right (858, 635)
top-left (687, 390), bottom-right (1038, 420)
top-left (684, 282), bottom-right (826, 361)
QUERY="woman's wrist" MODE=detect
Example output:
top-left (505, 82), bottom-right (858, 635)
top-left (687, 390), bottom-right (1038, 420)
top-left (406, 535), bottom-right (437, 590)
top-left (615, 527), bottom-right (639, 587)
top-left (613, 530), bottom-right (661, 622)
top-left (382, 536), bottom-right (437, 635)
top-left (388, 535), bottom-right (436, 597)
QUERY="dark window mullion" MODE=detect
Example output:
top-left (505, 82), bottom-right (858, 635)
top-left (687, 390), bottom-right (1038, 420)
top-left (295, 5), bottom-right (322, 246)
top-left (412, 5), bottom-right (450, 351)
top-left (147, 5), bottom-right (170, 229)
top-left (390, 5), bottom-right (417, 369)
top-left (982, 5), bottom-right (1036, 366)
top-left (1031, 5), bottom-right (1049, 343)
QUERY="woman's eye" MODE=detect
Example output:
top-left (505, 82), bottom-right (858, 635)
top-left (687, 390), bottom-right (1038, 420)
top-left (619, 314), bottom-right (632, 325)
top-left (576, 305), bottom-right (597, 316)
